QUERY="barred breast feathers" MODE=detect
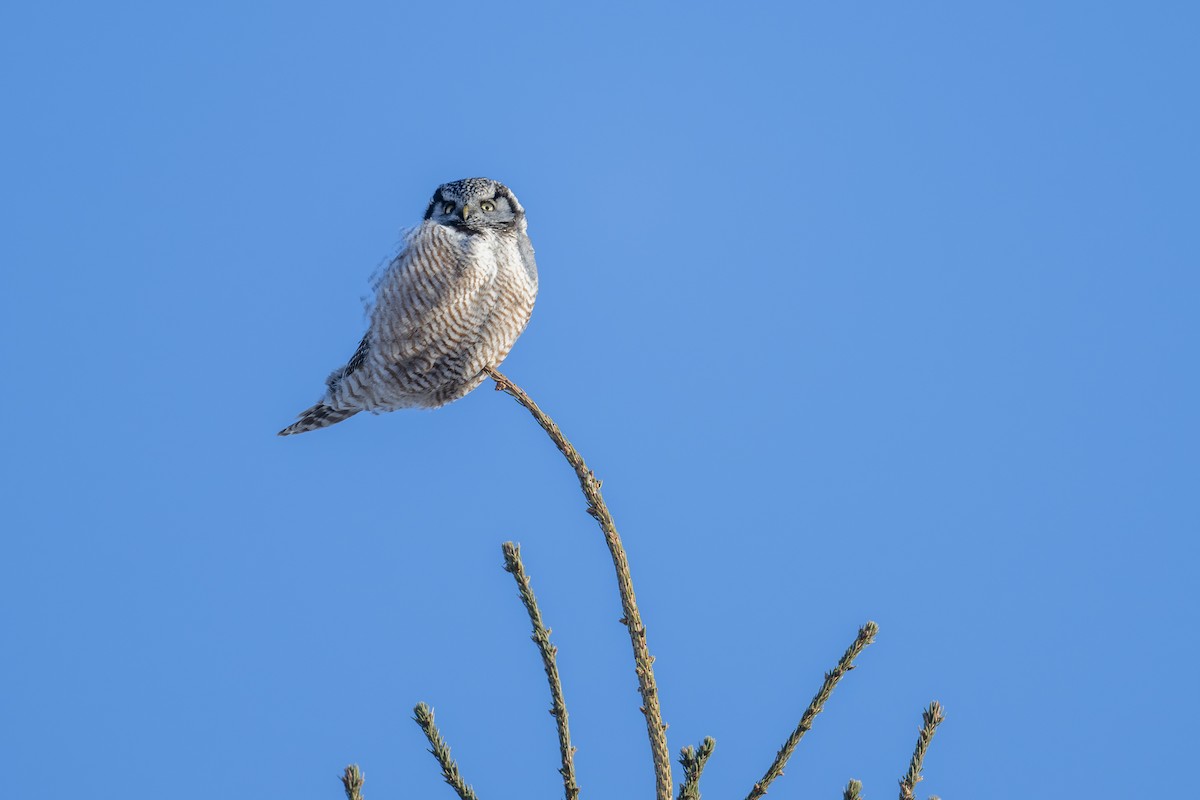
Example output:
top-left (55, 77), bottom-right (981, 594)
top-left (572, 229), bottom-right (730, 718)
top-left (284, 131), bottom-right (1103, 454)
top-left (331, 222), bottom-right (534, 411)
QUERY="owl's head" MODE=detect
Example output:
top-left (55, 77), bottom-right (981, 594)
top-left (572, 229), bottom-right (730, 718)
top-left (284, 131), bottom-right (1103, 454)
top-left (424, 177), bottom-right (525, 234)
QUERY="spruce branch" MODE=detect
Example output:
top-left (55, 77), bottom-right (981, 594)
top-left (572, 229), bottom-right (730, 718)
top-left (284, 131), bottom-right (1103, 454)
top-left (843, 779), bottom-right (863, 800)
top-left (898, 702), bottom-right (944, 800)
top-left (485, 367), bottom-right (672, 800)
top-left (745, 621), bottom-right (879, 800)
top-left (677, 737), bottom-right (716, 800)
top-left (341, 764), bottom-right (364, 800)
top-left (413, 703), bottom-right (480, 800)
top-left (501, 541), bottom-right (580, 800)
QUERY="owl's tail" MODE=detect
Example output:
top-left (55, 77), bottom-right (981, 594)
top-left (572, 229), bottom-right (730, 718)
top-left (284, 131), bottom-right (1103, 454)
top-left (277, 403), bottom-right (361, 436)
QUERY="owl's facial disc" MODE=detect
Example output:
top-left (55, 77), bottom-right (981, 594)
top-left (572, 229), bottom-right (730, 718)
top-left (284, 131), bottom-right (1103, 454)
top-left (424, 178), bottom-right (522, 233)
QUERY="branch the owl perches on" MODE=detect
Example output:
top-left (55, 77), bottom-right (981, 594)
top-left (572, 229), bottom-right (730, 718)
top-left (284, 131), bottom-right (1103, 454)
top-left (339, 370), bottom-right (945, 800)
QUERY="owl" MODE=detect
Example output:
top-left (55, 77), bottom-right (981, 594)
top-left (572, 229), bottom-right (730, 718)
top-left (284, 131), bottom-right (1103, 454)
top-left (278, 177), bottom-right (538, 436)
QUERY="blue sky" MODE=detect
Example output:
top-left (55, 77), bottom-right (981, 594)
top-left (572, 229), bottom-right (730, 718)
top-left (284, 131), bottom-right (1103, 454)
top-left (2, 2), bottom-right (1196, 798)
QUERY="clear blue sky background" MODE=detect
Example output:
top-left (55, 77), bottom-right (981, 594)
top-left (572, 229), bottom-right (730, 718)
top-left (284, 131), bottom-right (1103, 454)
top-left (2, 3), bottom-right (1196, 798)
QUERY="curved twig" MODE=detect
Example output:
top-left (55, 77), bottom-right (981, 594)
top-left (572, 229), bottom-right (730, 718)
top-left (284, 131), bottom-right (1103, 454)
top-left (898, 702), bottom-right (944, 800)
top-left (485, 367), bottom-right (672, 800)
top-left (746, 621), bottom-right (879, 800)
top-left (413, 703), bottom-right (481, 800)
top-left (502, 541), bottom-right (580, 800)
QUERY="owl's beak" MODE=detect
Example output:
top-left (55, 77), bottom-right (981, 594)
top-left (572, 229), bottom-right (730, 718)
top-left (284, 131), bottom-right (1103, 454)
top-left (461, 205), bottom-right (471, 220)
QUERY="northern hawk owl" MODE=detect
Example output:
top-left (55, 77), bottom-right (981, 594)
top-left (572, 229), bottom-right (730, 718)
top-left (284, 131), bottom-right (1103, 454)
top-left (278, 177), bottom-right (537, 436)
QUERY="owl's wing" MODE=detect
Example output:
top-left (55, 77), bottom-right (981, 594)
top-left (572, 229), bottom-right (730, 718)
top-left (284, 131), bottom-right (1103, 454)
top-left (325, 331), bottom-right (371, 392)
top-left (345, 331), bottom-right (371, 374)
top-left (323, 230), bottom-right (426, 393)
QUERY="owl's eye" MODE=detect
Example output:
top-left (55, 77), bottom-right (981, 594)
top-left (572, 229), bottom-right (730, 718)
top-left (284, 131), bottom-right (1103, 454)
top-left (480, 200), bottom-right (495, 212)
top-left (443, 202), bottom-right (456, 215)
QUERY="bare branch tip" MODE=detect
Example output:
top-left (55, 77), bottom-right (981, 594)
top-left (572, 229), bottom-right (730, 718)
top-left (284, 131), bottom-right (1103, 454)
top-left (898, 701), bottom-right (946, 800)
top-left (341, 764), bottom-right (364, 800)
top-left (744, 623), bottom-right (877, 800)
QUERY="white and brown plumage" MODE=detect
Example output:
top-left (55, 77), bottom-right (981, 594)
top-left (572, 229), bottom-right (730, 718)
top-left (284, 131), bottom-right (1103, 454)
top-left (279, 178), bottom-right (538, 436)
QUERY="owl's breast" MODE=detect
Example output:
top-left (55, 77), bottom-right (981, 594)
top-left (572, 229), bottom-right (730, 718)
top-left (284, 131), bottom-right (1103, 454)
top-left (350, 223), bottom-right (536, 409)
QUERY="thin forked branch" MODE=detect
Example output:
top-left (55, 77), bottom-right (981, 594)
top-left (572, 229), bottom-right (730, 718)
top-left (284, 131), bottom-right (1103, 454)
top-left (745, 621), bottom-right (879, 800)
top-left (412, 703), bottom-right (480, 800)
top-left (898, 702), bottom-right (944, 800)
top-left (341, 764), bottom-right (364, 800)
top-left (677, 737), bottom-right (716, 800)
top-left (502, 541), bottom-right (580, 800)
top-left (485, 367), bottom-right (672, 800)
